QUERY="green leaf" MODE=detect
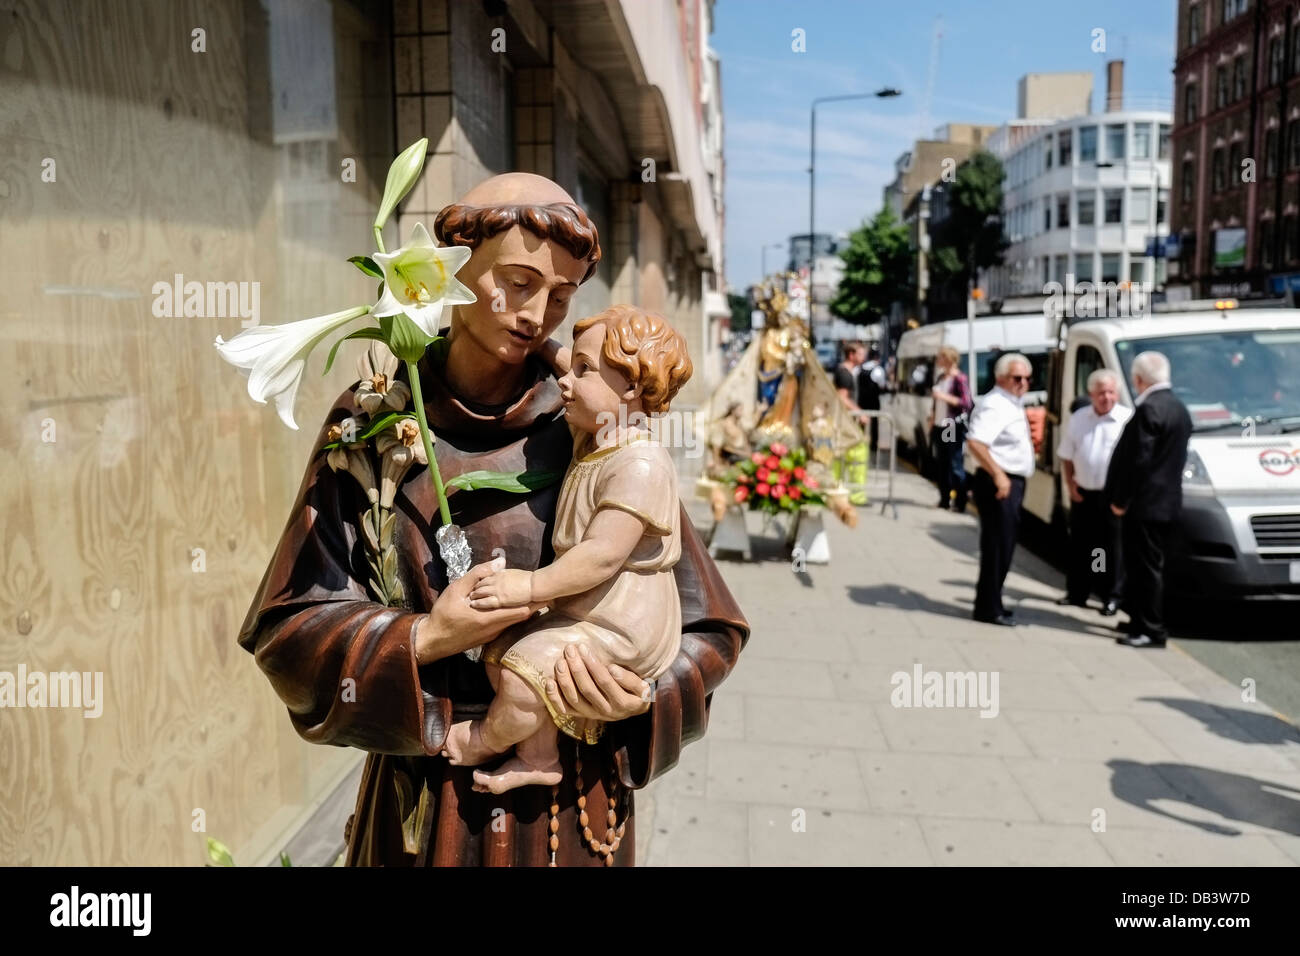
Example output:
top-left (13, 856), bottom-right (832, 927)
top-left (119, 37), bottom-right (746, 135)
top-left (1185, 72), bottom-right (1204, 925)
top-left (445, 469), bottom-right (563, 494)
top-left (357, 410), bottom-right (416, 442)
top-left (279, 852), bottom-right (293, 867)
top-left (206, 837), bottom-right (235, 867)
top-left (324, 326), bottom-right (387, 375)
top-left (348, 255), bottom-right (382, 278)
top-left (374, 138), bottom-right (429, 232)
top-left (387, 311), bottom-right (431, 363)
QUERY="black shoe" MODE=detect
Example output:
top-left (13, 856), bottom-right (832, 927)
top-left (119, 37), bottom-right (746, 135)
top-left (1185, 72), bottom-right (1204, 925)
top-left (1099, 600), bottom-right (1119, 617)
top-left (1116, 633), bottom-right (1166, 649)
top-left (1114, 618), bottom-right (1134, 633)
top-left (974, 612), bottom-right (1018, 627)
top-left (1056, 596), bottom-right (1088, 608)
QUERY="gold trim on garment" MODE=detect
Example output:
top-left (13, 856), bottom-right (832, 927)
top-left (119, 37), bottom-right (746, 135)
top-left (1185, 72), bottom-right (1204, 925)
top-left (596, 499), bottom-right (673, 535)
top-left (578, 434), bottom-right (650, 464)
top-left (481, 644), bottom-right (604, 745)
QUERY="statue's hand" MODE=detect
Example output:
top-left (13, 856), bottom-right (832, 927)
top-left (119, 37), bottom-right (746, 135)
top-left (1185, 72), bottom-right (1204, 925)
top-left (415, 557), bottom-right (532, 663)
top-left (545, 644), bottom-right (652, 723)
top-left (468, 568), bottom-right (534, 609)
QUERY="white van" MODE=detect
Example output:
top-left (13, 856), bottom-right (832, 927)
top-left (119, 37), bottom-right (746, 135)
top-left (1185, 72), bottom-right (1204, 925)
top-left (886, 313), bottom-right (1053, 470)
top-left (1027, 302), bottom-right (1300, 598)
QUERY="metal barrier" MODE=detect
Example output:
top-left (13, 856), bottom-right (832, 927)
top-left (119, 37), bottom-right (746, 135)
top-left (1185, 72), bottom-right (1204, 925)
top-left (850, 409), bottom-right (899, 519)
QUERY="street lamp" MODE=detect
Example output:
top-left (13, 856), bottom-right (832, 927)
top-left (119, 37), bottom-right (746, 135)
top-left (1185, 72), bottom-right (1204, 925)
top-left (809, 88), bottom-right (903, 341)
top-left (761, 242), bottom-right (785, 279)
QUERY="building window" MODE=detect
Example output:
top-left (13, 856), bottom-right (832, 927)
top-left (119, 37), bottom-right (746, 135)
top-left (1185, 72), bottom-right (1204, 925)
top-left (1286, 216), bottom-right (1296, 264)
top-left (1260, 219), bottom-right (1275, 268)
top-left (1289, 119), bottom-right (1300, 168)
top-left (1054, 254), bottom-right (1068, 281)
top-left (1229, 141), bottom-right (1243, 186)
top-left (1158, 123), bottom-right (1171, 159)
top-left (1075, 253), bottom-right (1094, 282)
top-left (1184, 84), bottom-right (1198, 124)
top-left (1044, 201), bottom-right (1052, 232)
top-left (1181, 159), bottom-right (1195, 201)
top-left (1266, 127), bottom-right (1278, 176)
top-left (1130, 259), bottom-right (1146, 285)
top-left (1057, 194), bottom-right (1070, 228)
top-left (1077, 191), bottom-right (1096, 225)
top-left (1158, 187), bottom-right (1168, 225)
top-left (1042, 255), bottom-right (1050, 282)
top-left (1079, 125), bottom-right (1098, 161)
top-left (1188, 4), bottom-right (1201, 45)
top-left (1059, 128), bottom-right (1072, 166)
top-left (1215, 66), bottom-right (1228, 109)
top-left (1270, 37), bottom-right (1284, 85)
top-left (1222, 0), bottom-right (1247, 25)
top-left (1104, 189), bottom-right (1123, 223)
top-left (1130, 187), bottom-right (1152, 223)
top-left (1105, 123), bottom-right (1126, 161)
top-left (1044, 133), bottom-right (1054, 169)
top-left (1212, 148), bottom-right (1226, 191)
top-left (1133, 123), bottom-right (1152, 159)
top-left (1101, 254), bottom-right (1122, 283)
top-left (1233, 56), bottom-right (1248, 100)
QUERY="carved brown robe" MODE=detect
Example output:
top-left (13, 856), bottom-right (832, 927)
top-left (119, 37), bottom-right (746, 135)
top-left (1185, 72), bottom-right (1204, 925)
top-left (237, 345), bottom-right (749, 866)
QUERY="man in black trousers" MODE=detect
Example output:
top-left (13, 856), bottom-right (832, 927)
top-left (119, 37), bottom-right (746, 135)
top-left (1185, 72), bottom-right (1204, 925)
top-left (965, 353), bottom-right (1036, 626)
top-left (1105, 351), bottom-right (1193, 649)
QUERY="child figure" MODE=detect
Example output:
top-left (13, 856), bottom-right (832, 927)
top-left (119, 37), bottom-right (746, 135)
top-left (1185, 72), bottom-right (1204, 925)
top-left (441, 305), bottom-right (693, 793)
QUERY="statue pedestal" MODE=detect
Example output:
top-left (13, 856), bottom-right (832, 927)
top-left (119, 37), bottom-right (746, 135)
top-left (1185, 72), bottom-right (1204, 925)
top-left (792, 510), bottom-right (831, 564)
top-left (708, 504), bottom-right (752, 560)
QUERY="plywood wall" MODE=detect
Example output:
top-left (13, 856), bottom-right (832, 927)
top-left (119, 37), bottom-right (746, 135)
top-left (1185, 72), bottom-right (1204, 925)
top-left (0, 0), bottom-right (392, 865)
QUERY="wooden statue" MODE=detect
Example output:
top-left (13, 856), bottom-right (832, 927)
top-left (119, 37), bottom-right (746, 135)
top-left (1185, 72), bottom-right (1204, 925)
top-left (236, 173), bottom-right (748, 866)
top-left (441, 306), bottom-right (693, 794)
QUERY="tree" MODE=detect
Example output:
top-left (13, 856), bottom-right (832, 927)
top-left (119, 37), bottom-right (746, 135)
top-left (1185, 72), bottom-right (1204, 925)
top-left (728, 291), bottom-right (753, 332)
top-left (829, 207), bottom-right (913, 323)
top-left (930, 150), bottom-right (1009, 294)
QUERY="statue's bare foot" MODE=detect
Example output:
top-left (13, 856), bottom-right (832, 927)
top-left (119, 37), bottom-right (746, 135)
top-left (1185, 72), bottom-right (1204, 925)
top-left (441, 720), bottom-right (498, 766)
top-left (471, 755), bottom-right (563, 794)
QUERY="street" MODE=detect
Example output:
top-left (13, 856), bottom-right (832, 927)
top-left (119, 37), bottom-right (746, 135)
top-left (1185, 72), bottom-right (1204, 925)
top-left (637, 465), bottom-right (1300, 866)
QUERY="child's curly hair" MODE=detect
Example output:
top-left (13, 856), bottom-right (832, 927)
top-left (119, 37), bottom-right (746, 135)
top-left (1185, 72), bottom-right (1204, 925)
top-left (573, 305), bottom-right (693, 414)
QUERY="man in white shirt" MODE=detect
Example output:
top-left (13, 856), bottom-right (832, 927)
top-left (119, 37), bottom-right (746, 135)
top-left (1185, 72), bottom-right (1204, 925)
top-left (1056, 369), bottom-right (1132, 615)
top-left (965, 353), bottom-right (1035, 626)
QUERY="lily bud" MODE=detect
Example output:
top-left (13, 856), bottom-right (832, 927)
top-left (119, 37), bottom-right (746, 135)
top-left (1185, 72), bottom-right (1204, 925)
top-left (374, 138), bottom-right (429, 233)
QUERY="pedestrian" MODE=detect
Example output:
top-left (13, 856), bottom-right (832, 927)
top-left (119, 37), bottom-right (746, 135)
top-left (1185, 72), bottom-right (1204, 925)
top-left (964, 353), bottom-right (1035, 626)
top-left (927, 345), bottom-right (974, 511)
top-left (1055, 369), bottom-right (1131, 615)
top-left (857, 345), bottom-right (890, 453)
top-left (1105, 351), bottom-right (1192, 649)
top-left (833, 340), bottom-right (865, 413)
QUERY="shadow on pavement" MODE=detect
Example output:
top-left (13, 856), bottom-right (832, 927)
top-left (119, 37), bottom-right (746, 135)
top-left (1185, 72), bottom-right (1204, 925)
top-left (1108, 758), bottom-right (1300, 838)
top-left (1145, 698), bottom-right (1300, 748)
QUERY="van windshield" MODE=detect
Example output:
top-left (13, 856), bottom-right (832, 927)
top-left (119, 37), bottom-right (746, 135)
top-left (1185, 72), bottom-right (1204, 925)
top-left (1116, 330), bottom-right (1300, 431)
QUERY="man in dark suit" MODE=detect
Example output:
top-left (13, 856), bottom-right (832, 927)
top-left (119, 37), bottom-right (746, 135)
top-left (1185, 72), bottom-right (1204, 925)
top-left (1104, 351), bottom-right (1193, 649)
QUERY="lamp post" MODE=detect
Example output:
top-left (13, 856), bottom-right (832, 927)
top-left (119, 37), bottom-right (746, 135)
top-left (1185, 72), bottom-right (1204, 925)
top-left (761, 241), bottom-right (785, 280)
top-left (809, 88), bottom-right (902, 341)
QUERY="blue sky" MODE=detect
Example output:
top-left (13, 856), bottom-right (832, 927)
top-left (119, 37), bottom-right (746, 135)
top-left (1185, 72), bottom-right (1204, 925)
top-left (713, 0), bottom-right (1177, 291)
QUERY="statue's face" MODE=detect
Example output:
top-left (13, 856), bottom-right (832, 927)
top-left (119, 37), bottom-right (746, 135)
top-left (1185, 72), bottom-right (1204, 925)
top-left (557, 322), bottom-right (635, 435)
top-left (452, 225), bottom-right (588, 365)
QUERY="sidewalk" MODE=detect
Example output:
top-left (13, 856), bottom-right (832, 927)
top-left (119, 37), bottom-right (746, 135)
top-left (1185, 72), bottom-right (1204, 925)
top-left (637, 467), bottom-right (1300, 866)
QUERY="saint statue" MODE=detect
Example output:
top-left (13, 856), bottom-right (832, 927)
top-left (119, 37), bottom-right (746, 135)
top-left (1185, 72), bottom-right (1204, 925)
top-left (237, 172), bottom-right (748, 866)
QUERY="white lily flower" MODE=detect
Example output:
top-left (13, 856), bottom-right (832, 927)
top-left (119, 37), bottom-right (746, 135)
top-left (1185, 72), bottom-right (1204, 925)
top-left (371, 223), bottom-right (476, 337)
top-left (214, 305), bottom-right (370, 430)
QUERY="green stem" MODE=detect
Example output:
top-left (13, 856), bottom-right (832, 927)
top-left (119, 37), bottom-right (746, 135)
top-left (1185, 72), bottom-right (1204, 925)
top-left (374, 225), bottom-right (386, 255)
top-left (405, 358), bottom-right (452, 527)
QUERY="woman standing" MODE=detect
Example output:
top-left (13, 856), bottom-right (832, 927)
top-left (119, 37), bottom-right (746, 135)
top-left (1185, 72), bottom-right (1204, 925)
top-left (927, 345), bottom-right (974, 512)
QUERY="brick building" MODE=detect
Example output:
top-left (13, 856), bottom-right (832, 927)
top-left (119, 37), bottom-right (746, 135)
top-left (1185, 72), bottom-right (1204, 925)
top-left (1171, 0), bottom-right (1300, 296)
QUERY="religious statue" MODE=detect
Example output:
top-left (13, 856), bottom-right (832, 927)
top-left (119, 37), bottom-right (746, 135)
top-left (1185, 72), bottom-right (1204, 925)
top-left (441, 305), bottom-right (692, 798)
top-left (235, 172), bottom-right (748, 866)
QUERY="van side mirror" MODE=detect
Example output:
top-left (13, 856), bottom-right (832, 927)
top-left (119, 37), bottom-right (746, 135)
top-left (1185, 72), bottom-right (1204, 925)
top-left (1046, 349), bottom-right (1064, 422)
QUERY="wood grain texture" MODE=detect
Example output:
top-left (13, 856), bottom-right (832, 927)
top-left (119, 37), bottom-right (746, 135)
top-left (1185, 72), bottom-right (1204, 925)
top-left (0, 0), bottom-right (391, 865)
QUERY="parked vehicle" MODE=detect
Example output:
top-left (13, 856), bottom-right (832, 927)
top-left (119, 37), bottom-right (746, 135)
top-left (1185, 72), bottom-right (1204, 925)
top-left (885, 313), bottom-right (1053, 472)
top-left (1027, 300), bottom-right (1300, 598)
